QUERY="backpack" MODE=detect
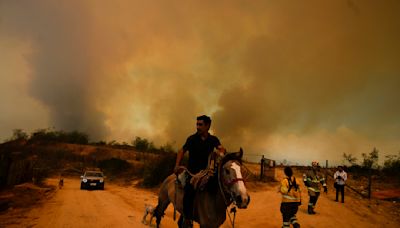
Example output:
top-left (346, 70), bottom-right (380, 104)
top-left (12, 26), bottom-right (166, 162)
top-left (287, 177), bottom-right (302, 205)
top-left (287, 177), bottom-right (299, 193)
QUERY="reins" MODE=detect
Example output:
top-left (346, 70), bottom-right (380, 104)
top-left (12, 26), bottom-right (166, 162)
top-left (217, 159), bottom-right (243, 228)
top-left (176, 153), bottom-right (243, 228)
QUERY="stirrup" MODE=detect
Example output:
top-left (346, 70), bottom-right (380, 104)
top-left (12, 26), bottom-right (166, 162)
top-left (293, 222), bottom-right (300, 228)
top-left (183, 218), bottom-right (193, 228)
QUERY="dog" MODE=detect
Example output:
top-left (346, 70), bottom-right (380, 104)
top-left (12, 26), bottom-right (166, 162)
top-left (58, 178), bottom-right (64, 189)
top-left (142, 204), bottom-right (155, 226)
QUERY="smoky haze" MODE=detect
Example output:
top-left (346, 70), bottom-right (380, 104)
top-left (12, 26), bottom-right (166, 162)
top-left (1, 0), bottom-right (399, 164)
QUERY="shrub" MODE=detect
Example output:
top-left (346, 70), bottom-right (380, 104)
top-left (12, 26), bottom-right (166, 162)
top-left (98, 158), bottom-right (131, 175)
top-left (32, 165), bottom-right (50, 185)
top-left (382, 153), bottom-right (400, 177)
top-left (347, 164), bottom-right (369, 177)
top-left (92, 141), bottom-right (107, 146)
top-left (33, 147), bottom-right (81, 169)
top-left (28, 129), bottom-right (89, 144)
top-left (132, 137), bottom-right (151, 151)
top-left (142, 152), bottom-right (176, 187)
top-left (159, 143), bottom-right (175, 153)
top-left (11, 129), bottom-right (29, 141)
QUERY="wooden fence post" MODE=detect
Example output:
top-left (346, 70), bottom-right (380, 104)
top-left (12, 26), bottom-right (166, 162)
top-left (260, 155), bottom-right (265, 180)
top-left (368, 168), bottom-right (372, 199)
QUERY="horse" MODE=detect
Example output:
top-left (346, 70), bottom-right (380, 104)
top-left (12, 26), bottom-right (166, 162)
top-left (154, 148), bottom-right (250, 228)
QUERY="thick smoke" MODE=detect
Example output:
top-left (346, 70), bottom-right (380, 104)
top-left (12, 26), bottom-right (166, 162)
top-left (1, 1), bottom-right (117, 139)
top-left (1, 0), bottom-right (399, 164)
top-left (212, 0), bottom-right (400, 163)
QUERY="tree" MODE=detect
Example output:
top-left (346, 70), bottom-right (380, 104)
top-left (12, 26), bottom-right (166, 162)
top-left (131, 137), bottom-right (150, 151)
top-left (382, 152), bottom-right (400, 177)
top-left (159, 143), bottom-right (175, 153)
top-left (11, 129), bottom-right (28, 140)
top-left (361, 147), bottom-right (379, 169)
top-left (343, 153), bottom-right (358, 166)
top-left (108, 140), bottom-right (117, 146)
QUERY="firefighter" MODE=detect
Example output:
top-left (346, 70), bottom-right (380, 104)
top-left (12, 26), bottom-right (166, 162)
top-left (280, 166), bottom-right (301, 228)
top-left (303, 161), bottom-right (327, 214)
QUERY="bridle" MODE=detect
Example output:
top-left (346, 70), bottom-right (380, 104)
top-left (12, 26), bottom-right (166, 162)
top-left (217, 159), bottom-right (246, 228)
top-left (223, 177), bottom-right (245, 186)
top-left (218, 160), bottom-right (246, 202)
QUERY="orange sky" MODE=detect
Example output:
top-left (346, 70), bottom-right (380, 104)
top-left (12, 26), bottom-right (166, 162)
top-left (1, 0), bottom-right (399, 165)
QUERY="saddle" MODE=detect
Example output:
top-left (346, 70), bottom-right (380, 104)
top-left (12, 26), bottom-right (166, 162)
top-left (178, 152), bottom-right (221, 191)
top-left (177, 168), bottom-right (214, 191)
top-left (190, 169), bottom-right (214, 191)
top-left (177, 171), bottom-right (188, 188)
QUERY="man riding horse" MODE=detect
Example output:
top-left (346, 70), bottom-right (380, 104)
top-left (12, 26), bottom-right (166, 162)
top-left (174, 115), bottom-right (226, 227)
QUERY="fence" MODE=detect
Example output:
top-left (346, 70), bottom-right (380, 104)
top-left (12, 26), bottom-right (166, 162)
top-left (241, 155), bottom-right (374, 198)
top-left (324, 164), bottom-right (372, 199)
top-left (243, 154), bottom-right (277, 181)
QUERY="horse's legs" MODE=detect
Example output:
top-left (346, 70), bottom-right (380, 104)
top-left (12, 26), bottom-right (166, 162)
top-left (199, 224), bottom-right (218, 228)
top-left (178, 215), bottom-right (184, 228)
top-left (154, 199), bottom-right (170, 228)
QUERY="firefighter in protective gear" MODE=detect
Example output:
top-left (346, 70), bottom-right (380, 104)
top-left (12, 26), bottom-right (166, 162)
top-left (303, 161), bottom-right (327, 214)
top-left (280, 166), bottom-right (301, 228)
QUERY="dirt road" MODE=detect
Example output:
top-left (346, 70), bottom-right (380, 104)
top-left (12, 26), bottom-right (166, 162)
top-left (3, 173), bottom-right (399, 228)
top-left (4, 178), bottom-right (153, 228)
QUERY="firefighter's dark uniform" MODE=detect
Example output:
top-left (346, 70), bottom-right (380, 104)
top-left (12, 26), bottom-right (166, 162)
top-left (303, 168), bottom-right (327, 214)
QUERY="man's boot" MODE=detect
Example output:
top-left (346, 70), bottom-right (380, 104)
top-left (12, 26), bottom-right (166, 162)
top-left (183, 217), bottom-right (193, 228)
top-left (308, 205), bottom-right (315, 214)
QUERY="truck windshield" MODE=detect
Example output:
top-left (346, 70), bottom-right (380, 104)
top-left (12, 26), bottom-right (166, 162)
top-left (85, 172), bottom-right (103, 177)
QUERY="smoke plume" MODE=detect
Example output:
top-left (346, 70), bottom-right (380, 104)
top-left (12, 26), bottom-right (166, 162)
top-left (1, 0), bottom-right (399, 164)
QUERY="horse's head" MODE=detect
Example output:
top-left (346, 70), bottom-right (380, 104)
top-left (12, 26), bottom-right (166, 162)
top-left (219, 148), bottom-right (250, 209)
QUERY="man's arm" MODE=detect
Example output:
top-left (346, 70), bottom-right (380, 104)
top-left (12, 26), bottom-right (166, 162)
top-left (303, 173), bottom-right (310, 187)
top-left (216, 145), bottom-right (226, 156)
top-left (320, 174), bottom-right (328, 193)
top-left (175, 148), bottom-right (185, 167)
top-left (174, 148), bottom-right (186, 174)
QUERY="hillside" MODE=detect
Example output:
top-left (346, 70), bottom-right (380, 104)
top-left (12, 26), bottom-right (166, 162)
top-left (0, 139), bottom-right (164, 189)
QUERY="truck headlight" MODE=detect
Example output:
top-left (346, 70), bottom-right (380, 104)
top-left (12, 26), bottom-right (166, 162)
top-left (83, 179), bottom-right (88, 183)
top-left (99, 179), bottom-right (104, 183)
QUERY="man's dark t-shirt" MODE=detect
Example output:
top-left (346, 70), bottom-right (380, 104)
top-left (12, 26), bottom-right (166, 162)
top-left (183, 133), bottom-right (221, 174)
